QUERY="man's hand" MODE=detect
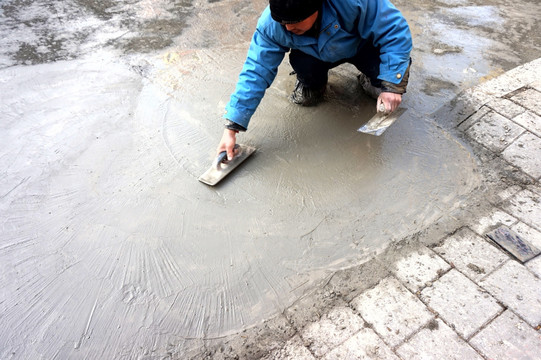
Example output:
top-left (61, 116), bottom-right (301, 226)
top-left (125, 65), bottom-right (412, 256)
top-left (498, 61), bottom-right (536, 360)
top-left (377, 92), bottom-right (402, 113)
top-left (217, 129), bottom-right (238, 161)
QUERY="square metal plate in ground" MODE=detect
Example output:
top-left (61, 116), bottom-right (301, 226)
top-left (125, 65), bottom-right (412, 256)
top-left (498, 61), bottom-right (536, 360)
top-left (486, 226), bottom-right (540, 263)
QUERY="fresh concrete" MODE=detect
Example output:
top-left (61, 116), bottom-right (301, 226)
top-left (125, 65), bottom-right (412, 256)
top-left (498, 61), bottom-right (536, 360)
top-left (198, 58), bottom-right (541, 360)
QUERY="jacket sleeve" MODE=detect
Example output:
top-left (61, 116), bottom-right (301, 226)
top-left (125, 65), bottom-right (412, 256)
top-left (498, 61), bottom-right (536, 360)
top-left (224, 24), bottom-right (288, 130)
top-left (359, 0), bottom-right (412, 86)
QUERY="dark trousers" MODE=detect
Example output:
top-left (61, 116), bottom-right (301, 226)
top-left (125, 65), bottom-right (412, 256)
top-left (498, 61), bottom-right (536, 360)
top-left (289, 42), bottom-right (382, 89)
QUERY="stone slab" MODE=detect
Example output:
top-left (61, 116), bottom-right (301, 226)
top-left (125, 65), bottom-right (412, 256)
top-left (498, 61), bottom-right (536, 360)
top-left (470, 310), bottom-right (541, 360)
top-left (322, 328), bottom-right (399, 360)
top-left (474, 59), bottom-right (541, 99)
top-left (488, 97), bottom-right (526, 119)
top-left (532, 79), bottom-right (541, 92)
top-left (285, 288), bottom-right (347, 331)
top-left (420, 269), bottom-right (502, 339)
top-left (300, 306), bottom-right (364, 357)
top-left (512, 111), bottom-right (541, 137)
top-left (498, 185), bottom-right (522, 203)
top-left (390, 246), bottom-right (451, 293)
top-left (263, 336), bottom-right (316, 360)
top-left (510, 88), bottom-right (541, 116)
top-left (351, 277), bottom-right (433, 347)
top-left (480, 260), bottom-right (541, 327)
top-left (396, 318), bottom-right (483, 360)
top-left (324, 258), bottom-right (391, 302)
top-left (465, 110), bottom-right (525, 152)
top-left (502, 132), bottom-right (541, 179)
top-left (486, 226), bottom-right (540, 263)
top-left (505, 189), bottom-right (541, 232)
top-left (469, 209), bottom-right (517, 236)
top-left (529, 184), bottom-right (541, 196)
top-left (457, 105), bottom-right (491, 132)
top-left (527, 255), bottom-right (541, 278)
top-left (434, 228), bottom-right (509, 281)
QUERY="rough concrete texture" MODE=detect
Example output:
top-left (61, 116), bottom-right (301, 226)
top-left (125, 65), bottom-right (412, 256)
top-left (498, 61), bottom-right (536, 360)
top-left (1, 0), bottom-right (541, 358)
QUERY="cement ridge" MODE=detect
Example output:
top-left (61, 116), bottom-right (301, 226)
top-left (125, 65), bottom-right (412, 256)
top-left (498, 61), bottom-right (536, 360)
top-left (184, 57), bottom-right (541, 359)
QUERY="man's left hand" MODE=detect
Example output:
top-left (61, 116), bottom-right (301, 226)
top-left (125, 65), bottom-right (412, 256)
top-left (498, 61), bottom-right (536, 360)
top-left (377, 92), bottom-right (402, 113)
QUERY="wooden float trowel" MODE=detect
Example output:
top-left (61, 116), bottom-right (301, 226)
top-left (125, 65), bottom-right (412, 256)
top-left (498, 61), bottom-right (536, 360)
top-left (198, 144), bottom-right (256, 186)
top-left (357, 103), bottom-right (407, 136)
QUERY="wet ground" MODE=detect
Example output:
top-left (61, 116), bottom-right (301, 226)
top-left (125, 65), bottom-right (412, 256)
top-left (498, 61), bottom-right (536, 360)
top-left (1, 0), bottom-right (540, 358)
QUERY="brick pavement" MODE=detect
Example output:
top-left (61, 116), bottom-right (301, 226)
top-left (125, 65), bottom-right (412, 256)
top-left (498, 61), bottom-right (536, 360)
top-left (258, 58), bottom-right (541, 359)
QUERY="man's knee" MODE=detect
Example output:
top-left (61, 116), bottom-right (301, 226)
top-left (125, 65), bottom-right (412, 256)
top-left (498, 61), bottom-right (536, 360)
top-left (289, 50), bottom-right (329, 88)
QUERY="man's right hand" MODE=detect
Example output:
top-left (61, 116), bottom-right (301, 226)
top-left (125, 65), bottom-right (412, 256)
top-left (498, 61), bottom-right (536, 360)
top-left (217, 129), bottom-right (238, 161)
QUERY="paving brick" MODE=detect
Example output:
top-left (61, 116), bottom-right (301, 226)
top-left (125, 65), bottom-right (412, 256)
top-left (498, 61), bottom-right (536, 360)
top-left (511, 88), bottom-right (541, 116)
top-left (496, 185), bottom-right (523, 202)
top-left (532, 79), bottom-right (541, 92)
top-left (322, 328), bottom-right (399, 360)
top-left (479, 260), bottom-right (541, 327)
top-left (434, 228), bottom-right (509, 281)
top-left (351, 277), bottom-right (433, 347)
top-left (391, 246), bottom-right (451, 293)
top-left (529, 184), bottom-right (541, 196)
top-left (470, 310), bottom-right (541, 360)
top-left (469, 209), bottom-right (517, 235)
top-left (300, 306), bottom-right (364, 357)
top-left (502, 132), bottom-right (541, 179)
top-left (420, 269), bottom-right (502, 339)
top-left (324, 258), bottom-right (391, 302)
top-left (285, 288), bottom-right (347, 331)
top-left (457, 105), bottom-right (491, 132)
top-left (526, 255), bottom-right (541, 278)
top-left (465, 110), bottom-right (525, 152)
top-left (512, 110), bottom-right (541, 137)
top-left (505, 189), bottom-right (541, 232)
top-left (511, 221), bottom-right (541, 251)
top-left (488, 97), bottom-right (526, 119)
top-left (263, 336), bottom-right (316, 360)
top-left (396, 318), bottom-right (483, 360)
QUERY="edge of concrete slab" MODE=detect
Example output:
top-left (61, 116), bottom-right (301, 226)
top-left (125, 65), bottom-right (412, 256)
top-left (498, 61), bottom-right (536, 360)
top-left (179, 58), bottom-right (541, 359)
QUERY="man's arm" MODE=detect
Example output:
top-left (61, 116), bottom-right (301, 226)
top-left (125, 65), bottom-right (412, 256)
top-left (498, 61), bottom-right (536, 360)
top-left (218, 14), bottom-right (288, 156)
top-left (360, 0), bottom-right (412, 112)
top-left (223, 17), bottom-right (288, 129)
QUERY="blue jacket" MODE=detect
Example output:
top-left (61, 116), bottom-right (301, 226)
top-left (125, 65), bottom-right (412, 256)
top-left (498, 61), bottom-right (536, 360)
top-left (224, 0), bottom-right (412, 129)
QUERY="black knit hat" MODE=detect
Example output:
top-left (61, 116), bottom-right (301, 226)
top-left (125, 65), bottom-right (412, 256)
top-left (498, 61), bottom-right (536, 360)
top-left (269, 0), bottom-right (322, 24)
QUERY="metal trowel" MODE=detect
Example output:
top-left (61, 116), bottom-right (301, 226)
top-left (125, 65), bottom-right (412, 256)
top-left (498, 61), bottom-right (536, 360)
top-left (357, 103), bottom-right (407, 136)
top-left (198, 144), bottom-right (256, 186)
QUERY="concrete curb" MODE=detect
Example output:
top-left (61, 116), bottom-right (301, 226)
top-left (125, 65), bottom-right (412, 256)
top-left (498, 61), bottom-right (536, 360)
top-left (190, 58), bottom-right (541, 359)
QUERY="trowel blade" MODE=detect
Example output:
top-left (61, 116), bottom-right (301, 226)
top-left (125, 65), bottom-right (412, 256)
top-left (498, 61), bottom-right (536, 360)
top-left (198, 144), bottom-right (256, 186)
top-left (357, 107), bottom-right (407, 136)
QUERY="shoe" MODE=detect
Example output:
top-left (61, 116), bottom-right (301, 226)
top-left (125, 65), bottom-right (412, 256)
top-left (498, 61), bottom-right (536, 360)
top-left (357, 73), bottom-right (382, 100)
top-left (290, 80), bottom-right (325, 106)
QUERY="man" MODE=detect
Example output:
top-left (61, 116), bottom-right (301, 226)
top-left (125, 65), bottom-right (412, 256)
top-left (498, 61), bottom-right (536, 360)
top-left (218, 0), bottom-right (412, 160)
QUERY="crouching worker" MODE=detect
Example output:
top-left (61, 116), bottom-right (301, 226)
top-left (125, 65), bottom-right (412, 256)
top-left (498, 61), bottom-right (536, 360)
top-left (218, 0), bottom-right (412, 160)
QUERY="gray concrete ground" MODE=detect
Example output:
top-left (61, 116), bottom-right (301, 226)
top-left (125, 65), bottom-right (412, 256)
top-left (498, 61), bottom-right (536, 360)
top-left (191, 59), bottom-right (541, 359)
top-left (1, 0), bottom-right (541, 358)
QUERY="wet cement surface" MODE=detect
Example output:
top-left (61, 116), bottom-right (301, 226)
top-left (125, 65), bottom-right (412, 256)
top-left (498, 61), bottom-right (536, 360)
top-left (1, 0), bottom-right (540, 358)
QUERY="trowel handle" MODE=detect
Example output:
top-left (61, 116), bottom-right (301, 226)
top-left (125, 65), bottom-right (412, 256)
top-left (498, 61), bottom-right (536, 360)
top-left (213, 151), bottom-right (228, 169)
top-left (213, 144), bottom-right (240, 169)
top-left (378, 100), bottom-right (387, 113)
